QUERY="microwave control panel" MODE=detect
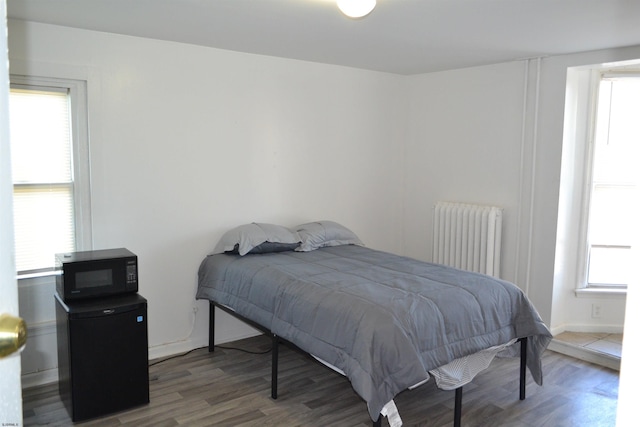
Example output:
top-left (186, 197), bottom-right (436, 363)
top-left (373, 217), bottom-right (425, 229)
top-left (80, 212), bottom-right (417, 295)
top-left (126, 262), bottom-right (137, 288)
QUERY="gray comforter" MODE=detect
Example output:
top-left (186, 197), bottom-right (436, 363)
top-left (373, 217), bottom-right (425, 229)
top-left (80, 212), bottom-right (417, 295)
top-left (196, 245), bottom-right (552, 420)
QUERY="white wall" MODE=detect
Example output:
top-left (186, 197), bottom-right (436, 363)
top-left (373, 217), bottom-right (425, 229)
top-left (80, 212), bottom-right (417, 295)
top-left (402, 46), bottom-right (640, 333)
top-left (9, 18), bottom-right (640, 387)
top-left (8, 20), bottom-right (407, 385)
top-left (403, 61), bottom-right (530, 284)
top-left (1, 1), bottom-right (24, 422)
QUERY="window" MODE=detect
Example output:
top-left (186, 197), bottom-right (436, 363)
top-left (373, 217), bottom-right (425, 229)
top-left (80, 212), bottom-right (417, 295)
top-left (9, 76), bottom-right (91, 277)
top-left (584, 74), bottom-right (640, 288)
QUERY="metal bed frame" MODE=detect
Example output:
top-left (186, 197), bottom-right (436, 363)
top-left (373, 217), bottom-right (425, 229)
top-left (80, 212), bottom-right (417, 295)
top-left (208, 301), bottom-right (528, 427)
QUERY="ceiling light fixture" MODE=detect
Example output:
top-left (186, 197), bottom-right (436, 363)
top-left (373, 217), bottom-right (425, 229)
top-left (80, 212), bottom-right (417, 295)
top-left (337, 0), bottom-right (376, 19)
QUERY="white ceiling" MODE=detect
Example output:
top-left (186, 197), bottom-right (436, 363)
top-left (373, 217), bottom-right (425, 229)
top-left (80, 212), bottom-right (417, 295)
top-left (7, 0), bottom-right (640, 75)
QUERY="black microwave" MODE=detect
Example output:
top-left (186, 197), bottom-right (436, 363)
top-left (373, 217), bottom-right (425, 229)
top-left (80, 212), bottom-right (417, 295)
top-left (55, 248), bottom-right (138, 302)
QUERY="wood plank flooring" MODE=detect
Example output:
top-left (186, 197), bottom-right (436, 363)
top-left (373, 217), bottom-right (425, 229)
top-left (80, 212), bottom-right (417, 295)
top-left (22, 335), bottom-right (619, 426)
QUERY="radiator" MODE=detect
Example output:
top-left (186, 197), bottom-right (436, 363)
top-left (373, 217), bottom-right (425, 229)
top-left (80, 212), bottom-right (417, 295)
top-left (432, 201), bottom-right (503, 277)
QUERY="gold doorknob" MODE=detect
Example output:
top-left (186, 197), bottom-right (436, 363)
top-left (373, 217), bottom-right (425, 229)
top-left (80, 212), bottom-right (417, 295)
top-left (0, 313), bottom-right (27, 359)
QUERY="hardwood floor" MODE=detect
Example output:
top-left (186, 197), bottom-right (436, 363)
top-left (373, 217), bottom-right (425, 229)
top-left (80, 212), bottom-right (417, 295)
top-left (22, 335), bottom-right (619, 426)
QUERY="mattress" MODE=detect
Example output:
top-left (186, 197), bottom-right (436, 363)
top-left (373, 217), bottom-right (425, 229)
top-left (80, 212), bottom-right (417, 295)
top-left (196, 245), bottom-right (552, 420)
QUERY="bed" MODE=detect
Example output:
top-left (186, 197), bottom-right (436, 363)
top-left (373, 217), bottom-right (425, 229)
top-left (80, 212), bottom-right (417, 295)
top-left (196, 221), bottom-right (552, 426)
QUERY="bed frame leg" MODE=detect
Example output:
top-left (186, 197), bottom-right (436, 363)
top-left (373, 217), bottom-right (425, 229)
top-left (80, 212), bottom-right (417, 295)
top-left (271, 334), bottom-right (279, 399)
top-left (208, 302), bottom-right (215, 352)
top-left (454, 387), bottom-right (462, 427)
top-left (372, 415), bottom-right (381, 427)
top-left (520, 337), bottom-right (528, 400)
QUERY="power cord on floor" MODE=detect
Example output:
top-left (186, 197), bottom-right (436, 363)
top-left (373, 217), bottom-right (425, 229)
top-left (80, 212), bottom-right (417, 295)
top-left (216, 344), bottom-right (272, 355)
top-left (148, 342), bottom-right (272, 367)
top-left (148, 346), bottom-right (207, 367)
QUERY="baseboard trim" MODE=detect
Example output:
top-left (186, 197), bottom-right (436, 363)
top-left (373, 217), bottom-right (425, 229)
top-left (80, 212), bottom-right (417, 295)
top-left (21, 327), bottom-right (262, 389)
top-left (21, 369), bottom-right (59, 390)
top-left (548, 339), bottom-right (621, 371)
top-left (550, 324), bottom-right (624, 336)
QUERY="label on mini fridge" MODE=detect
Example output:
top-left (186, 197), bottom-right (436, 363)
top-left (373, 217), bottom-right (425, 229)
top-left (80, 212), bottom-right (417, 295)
top-left (137, 315), bottom-right (143, 323)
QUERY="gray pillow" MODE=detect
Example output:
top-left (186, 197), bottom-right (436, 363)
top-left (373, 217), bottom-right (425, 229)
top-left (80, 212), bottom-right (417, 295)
top-left (294, 221), bottom-right (363, 252)
top-left (213, 223), bottom-right (301, 256)
top-left (227, 241), bottom-right (300, 255)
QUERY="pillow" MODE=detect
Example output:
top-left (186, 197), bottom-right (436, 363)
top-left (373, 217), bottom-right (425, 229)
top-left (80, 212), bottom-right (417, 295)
top-left (227, 241), bottom-right (300, 255)
top-left (294, 220), bottom-right (363, 252)
top-left (213, 223), bottom-right (301, 256)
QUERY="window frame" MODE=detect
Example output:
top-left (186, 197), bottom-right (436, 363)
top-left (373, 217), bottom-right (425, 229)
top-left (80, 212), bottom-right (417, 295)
top-left (10, 75), bottom-right (92, 279)
top-left (577, 70), bottom-right (640, 291)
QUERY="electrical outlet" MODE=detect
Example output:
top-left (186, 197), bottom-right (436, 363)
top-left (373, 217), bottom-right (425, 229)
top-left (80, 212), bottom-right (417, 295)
top-left (591, 304), bottom-right (602, 318)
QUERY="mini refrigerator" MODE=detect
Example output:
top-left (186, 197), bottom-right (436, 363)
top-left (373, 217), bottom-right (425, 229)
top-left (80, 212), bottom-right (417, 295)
top-left (55, 292), bottom-right (149, 422)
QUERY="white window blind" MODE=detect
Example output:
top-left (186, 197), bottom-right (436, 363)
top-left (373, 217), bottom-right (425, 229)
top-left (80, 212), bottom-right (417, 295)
top-left (9, 87), bottom-right (76, 273)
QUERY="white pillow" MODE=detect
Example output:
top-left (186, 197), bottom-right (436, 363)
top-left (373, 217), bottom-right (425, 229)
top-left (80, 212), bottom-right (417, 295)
top-left (294, 221), bottom-right (363, 252)
top-left (213, 223), bottom-right (301, 256)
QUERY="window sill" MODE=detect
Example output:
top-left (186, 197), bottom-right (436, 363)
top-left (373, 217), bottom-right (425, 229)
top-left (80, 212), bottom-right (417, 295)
top-left (18, 270), bottom-right (57, 280)
top-left (575, 287), bottom-right (627, 298)
top-left (17, 273), bottom-right (56, 287)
